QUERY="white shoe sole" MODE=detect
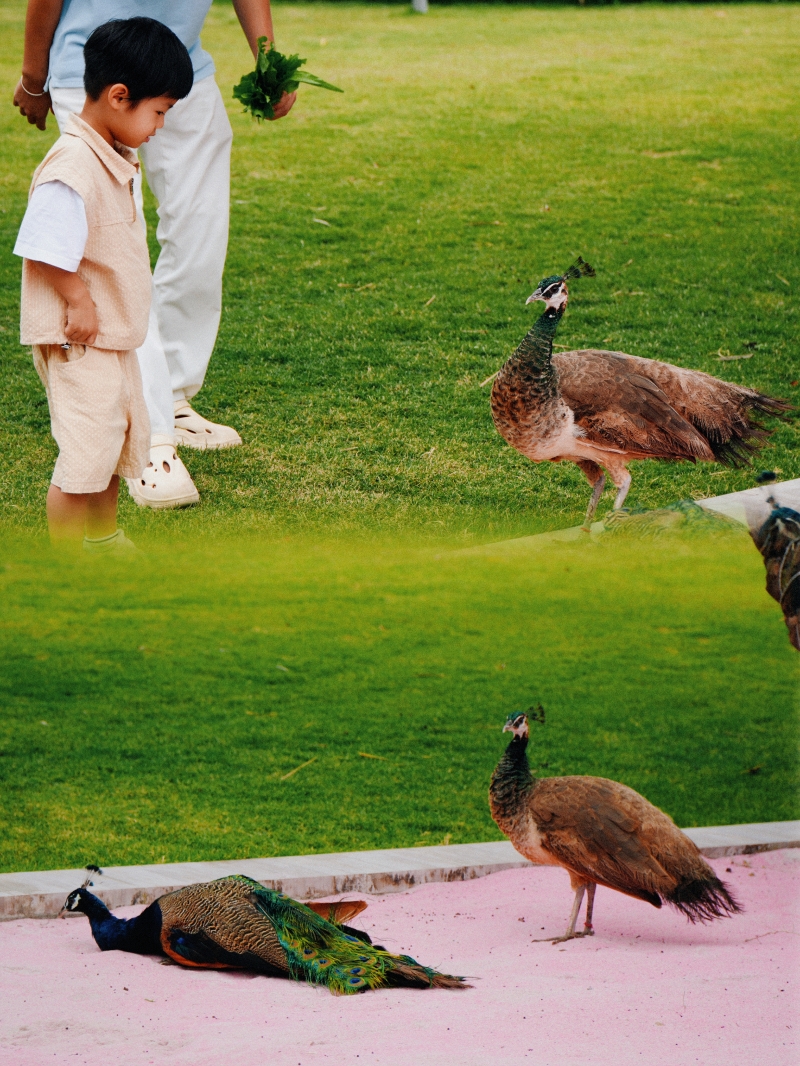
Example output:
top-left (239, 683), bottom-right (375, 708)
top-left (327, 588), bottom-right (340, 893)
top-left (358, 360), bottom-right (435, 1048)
top-left (125, 478), bottom-right (200, 509)
top-left (174, 427), bottom-right (243, 451)
top-left (126, 483), bottom-right (200, 509)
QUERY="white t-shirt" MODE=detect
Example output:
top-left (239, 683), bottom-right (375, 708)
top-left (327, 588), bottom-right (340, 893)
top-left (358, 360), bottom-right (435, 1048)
top-left (14, 180), bottom-right (88, 272)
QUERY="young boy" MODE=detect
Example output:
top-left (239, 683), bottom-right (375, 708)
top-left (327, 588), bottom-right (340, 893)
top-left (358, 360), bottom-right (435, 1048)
top-left (14, 18), bottom-right (193, 553)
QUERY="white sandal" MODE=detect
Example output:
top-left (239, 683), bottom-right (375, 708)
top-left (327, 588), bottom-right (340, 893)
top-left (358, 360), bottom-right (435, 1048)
top-left (126, 435), bottom-right (200, 510)
top-left (174, 400), bottom-right (242, 450)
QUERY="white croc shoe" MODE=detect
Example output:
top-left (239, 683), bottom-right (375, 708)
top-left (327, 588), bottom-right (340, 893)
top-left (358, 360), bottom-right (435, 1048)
top-left (174, 400), bottom-right (243, 450)
top-left (126, 435), bottom-right (200, 510)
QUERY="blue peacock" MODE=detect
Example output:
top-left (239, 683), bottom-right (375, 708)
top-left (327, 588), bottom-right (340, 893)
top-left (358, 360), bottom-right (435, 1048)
top-left (751, 497), bottom-right (800, 652)
top-left (62, 874), bottom-right (469, 995)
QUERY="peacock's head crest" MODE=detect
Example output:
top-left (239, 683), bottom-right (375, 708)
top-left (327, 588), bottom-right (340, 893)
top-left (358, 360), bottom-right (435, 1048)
top-left (502, 705), bottom-right (544, 738)
top-left (62, 887), bottom-right (94, 914)
top-left (526, 257), bottom-right (595, 311)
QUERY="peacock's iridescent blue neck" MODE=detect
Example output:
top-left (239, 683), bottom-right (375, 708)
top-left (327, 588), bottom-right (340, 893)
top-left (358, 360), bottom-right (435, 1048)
top-left (80, 892), bottom-right (162, 955)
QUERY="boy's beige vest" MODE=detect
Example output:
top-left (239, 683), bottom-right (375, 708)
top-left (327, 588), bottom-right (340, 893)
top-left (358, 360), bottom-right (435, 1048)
top-left (20, 114), bottom-right (151, 350)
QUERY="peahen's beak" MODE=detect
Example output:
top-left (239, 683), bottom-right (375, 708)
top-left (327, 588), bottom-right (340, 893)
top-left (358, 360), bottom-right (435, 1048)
top-left (502, 720), bottom-right (514, 733)
top-left (525, 288), bottom-right (545, 305)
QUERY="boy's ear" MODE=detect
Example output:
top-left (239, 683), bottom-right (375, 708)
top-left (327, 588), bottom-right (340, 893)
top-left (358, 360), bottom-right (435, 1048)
top-left (106, 83), bottom-right (131, 110)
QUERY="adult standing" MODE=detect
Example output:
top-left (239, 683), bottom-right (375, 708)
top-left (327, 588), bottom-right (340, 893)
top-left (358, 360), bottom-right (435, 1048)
top-left (13, 1), bottom-right (295, 508)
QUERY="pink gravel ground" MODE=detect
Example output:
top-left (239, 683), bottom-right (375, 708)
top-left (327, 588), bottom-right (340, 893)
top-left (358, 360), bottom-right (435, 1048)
top-left (0, 849), bottom-right (797, 1066)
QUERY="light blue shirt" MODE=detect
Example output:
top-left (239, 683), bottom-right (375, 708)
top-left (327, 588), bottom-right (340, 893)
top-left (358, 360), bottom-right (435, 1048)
top-left (48, 0), bottom-right (215, 89)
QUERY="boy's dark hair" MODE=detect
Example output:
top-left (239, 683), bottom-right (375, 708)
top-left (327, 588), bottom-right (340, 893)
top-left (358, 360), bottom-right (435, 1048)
top-left (84, 18), bottom-right (193, 104)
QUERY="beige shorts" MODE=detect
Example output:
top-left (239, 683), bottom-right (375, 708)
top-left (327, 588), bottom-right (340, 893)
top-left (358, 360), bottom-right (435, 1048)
top-left (33, 344), bottom-right (150, 494)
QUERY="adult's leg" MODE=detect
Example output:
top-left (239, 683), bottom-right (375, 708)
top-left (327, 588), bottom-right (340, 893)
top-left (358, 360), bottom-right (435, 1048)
top-left (138, 76), bottom-right (232, 406)
top-left (49, 87), bottom-right (86, 133)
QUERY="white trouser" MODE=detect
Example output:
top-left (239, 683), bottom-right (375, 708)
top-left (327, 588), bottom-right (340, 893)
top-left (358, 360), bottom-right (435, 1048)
top-left (50, 78), bottom-right (232, 439)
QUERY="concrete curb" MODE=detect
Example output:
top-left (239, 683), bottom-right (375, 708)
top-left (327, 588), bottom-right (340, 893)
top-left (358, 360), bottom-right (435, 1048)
top-left (698, 478), bottom-right (800, 529)
top-left (2, 820), bottom-right (798, 920)
top-left (461, 478), bottom-right (800, 553)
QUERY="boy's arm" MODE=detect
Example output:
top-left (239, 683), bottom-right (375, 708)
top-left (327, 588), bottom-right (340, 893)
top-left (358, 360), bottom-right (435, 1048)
top-left (12, 0), bottom-right (64, 131)
top-left (30, 263), bottom-right (98, 344)
top-left (231, 0), bottom-right (296, 119)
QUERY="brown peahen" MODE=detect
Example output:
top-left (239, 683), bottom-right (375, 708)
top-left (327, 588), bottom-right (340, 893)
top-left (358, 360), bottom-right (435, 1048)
top-left (489, 709), bottom-right (740, 943)
top-left (490, 259), bottom-right (791, 528)
top-left (61, 876), bottom-right (468, 994)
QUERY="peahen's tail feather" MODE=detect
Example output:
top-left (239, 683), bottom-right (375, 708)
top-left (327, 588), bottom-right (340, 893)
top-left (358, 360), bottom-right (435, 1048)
top-left (667, 876), bottom-right (741, 924)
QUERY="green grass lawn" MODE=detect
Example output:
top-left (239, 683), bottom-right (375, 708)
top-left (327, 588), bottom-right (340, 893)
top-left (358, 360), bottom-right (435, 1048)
top-left (0, 4), bottom-right (797, 873)
top-left (0, 532), bottom-right (796, 874)
top-left (0, 2), bottom-right (798, 539)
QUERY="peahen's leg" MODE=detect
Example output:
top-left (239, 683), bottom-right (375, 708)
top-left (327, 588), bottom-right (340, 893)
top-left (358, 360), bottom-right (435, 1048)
top-left (611, 470), bottom-right (632, 510)
top-left (528, 885), bottom-right (587, 944)
top-left (575, 460), bottom-right (605, 531)
top-left (553, 885), bottom-right (586, 943)
top-left (577, 882), bottom-right (596, 937)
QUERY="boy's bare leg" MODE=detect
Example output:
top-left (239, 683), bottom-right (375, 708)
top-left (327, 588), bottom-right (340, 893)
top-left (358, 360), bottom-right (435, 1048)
top-left (46, 477), bottom-right (118, 542)
top-left (46, 485), bottom-right (87, 542)
top-left (86, 476), bottom-right (119, 538)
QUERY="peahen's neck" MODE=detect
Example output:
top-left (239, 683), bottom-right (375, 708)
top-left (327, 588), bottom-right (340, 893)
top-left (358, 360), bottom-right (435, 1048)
top-left (501, 304), bottom-right (564, 395)
top-left (489, 734), bottom-right (535, 836)
top-left (80, 892), bottom-right (162, 955)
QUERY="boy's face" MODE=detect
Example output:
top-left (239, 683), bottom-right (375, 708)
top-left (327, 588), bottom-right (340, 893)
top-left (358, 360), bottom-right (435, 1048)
top-left (106, 86), bottom-right (178, 148)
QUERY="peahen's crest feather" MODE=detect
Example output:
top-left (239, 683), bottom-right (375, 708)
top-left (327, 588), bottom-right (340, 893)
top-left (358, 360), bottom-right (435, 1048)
top-left (561, 256), bottom-right (596, 281)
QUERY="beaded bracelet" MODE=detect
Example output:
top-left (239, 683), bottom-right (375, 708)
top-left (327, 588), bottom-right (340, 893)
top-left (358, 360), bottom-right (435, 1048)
top-left (19, 77), bottom-right (47, 97)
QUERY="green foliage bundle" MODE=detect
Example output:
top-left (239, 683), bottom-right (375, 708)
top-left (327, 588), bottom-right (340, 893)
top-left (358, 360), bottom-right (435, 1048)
top-left (233, 36), bottom-right (342, 120)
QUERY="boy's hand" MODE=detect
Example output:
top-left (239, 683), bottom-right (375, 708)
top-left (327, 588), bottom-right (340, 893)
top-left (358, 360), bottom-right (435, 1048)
top-left (65, 295), bottom-right (99, 345)
top-left (31, 261), bottom-right (99, 345)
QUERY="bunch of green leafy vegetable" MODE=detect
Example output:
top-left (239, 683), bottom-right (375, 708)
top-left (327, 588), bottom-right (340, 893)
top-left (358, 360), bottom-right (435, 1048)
top-left (233, 36), bottom-right (343, 120)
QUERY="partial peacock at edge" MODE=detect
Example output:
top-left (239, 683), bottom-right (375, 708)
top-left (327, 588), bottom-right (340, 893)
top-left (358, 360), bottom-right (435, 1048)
top-left (489, 709), bottom-right (740, 943)
top-left (751, 497), bottom-right (800, 652)
top-left (490, 259), bottom-right (791, 528)
top-left (61, 875), bottom-right (469, 994)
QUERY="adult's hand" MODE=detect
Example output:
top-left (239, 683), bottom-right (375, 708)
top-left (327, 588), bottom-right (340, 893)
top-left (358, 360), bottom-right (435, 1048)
top-left (232, 0), bottom-right (296, 119)
top-left (15, 0), bottom-right (64, 131)
top-left (13, 78), bottom-right (52, 130)
top-left (270, 90), bottom-right (296, 120)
